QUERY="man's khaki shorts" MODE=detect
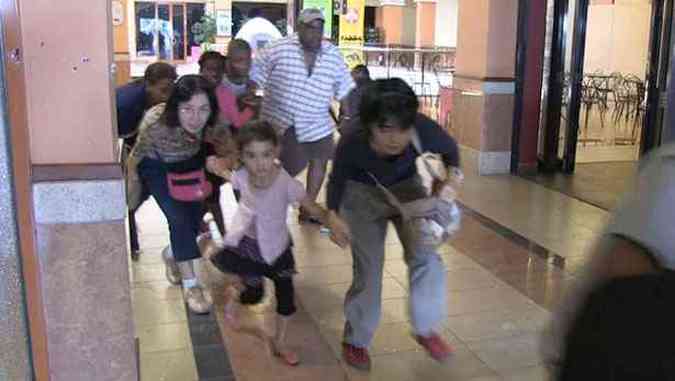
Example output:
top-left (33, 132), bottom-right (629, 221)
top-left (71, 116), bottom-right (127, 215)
top-left (280, 127), bottom-right (335, 177)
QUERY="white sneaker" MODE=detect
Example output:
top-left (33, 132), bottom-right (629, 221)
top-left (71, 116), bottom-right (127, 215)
top-left (184, 286), bottom-right (212, 314)
top-left (161, 246), bottom-right (182, 285)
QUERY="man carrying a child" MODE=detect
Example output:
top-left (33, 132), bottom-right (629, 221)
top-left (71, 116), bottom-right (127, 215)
top-left (327, 78), bottom-right (460, 371)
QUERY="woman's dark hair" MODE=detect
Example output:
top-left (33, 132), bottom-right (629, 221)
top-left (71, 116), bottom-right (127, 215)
top-left (144, 62), bottom-right (177, 85)
top-left (162, 75), bottom-right (220, 129)
top-left (360, 78), bottom-right (419, 130)
top-left (236, 120), bottom-right (279, 151)
top-left (198, 51), bottom-right (226, 69)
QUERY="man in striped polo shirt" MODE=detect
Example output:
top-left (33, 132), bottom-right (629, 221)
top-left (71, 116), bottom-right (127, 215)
top-left (250, 8), bottom-right (355, 223)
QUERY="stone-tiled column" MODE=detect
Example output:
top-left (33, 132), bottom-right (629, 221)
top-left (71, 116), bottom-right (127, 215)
top-left (452, 0), bottom-right (518, 174)
top-left (12, 0), bottom-right (138, 379)
top-left (0, 26), bottom-right (32, 380)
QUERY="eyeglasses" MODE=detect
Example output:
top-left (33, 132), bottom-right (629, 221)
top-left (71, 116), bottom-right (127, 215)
top-left (179, 106), bottom-right (211, 118)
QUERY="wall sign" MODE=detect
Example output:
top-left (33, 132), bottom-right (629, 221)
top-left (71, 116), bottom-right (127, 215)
top-left (112, 0), bottom-right (124, 26)
top-left (216, 9), bottom-right (232, 37)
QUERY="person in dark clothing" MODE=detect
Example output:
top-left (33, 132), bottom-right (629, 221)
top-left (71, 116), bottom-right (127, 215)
top-left (117, 62), bottom-right (177, 260)
top-left (558, 271), bottom-right (675, 381)
top-left (326, 78), bottom-right (459, 371)
top-left (339, 64), bottom-right (371, 136)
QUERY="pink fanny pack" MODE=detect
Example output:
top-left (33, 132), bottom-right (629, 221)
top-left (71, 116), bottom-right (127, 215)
top-left (157, 150), bottom-right (213, 202)
top-left (166, 169), bottom-right (213, 202)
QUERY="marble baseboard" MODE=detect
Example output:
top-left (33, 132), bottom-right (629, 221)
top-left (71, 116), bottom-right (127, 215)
top-left (459, 145), bottom-right (512, 175)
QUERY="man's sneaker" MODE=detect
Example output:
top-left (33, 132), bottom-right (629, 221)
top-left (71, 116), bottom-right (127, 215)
top-left (161, 246), bottom-right (182, 285)
top-left (416, 333), bottom-right (453, 362)
top-left (184, 286), bottom-right (212, 314)
top-left (342, 343), bottom-right (371, 371)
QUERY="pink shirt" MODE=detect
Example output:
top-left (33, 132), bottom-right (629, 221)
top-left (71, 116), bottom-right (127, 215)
top-left (225, 167), bottom-right (306, 264)
top-left (215, 84), bottom-right (255, 129)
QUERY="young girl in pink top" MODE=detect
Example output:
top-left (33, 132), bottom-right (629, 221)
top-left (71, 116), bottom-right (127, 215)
top-left (219, 39), bottom-right (259, 130)
top-left (208, 121), bottom-right (350, 366)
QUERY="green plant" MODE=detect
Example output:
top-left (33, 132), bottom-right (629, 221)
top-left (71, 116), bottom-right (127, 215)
top-left (191, 14), bottom-right (217, 45)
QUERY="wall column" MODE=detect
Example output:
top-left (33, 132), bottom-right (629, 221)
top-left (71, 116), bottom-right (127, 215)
top-left (415, 0), bottom-right (436, 47)
top-left (11, 0), bottom-right (137, 379)
top-left (378, 2), bottom-right (406, 44)
top-left (452, 0), bottom-right (518, 175)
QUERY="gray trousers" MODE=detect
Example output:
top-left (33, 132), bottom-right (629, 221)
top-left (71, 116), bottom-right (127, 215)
top-left (341, 178), bottom-right (447, 347)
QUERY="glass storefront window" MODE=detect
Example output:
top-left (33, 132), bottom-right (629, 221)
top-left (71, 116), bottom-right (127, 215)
top-left (135, 2), bottom-right (206, 61)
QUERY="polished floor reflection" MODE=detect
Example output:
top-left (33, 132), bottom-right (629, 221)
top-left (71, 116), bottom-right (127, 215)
top-left (130, 162), bottom-right (613, 380)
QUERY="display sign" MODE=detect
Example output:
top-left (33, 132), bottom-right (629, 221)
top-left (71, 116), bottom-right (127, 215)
top-left (112, 0), bottom-right (124, 26)
top-left (339, 0), bottom-right (365, 67)
top-left (216, 9), bottom-right (232, 37)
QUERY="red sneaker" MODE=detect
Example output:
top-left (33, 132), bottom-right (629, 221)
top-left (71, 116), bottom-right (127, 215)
top-left (416, 333), bottom-right (453, 362)
top-left (342, 343), bottom-right (371, 371)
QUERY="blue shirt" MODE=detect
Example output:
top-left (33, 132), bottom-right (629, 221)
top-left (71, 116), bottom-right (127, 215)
top-left (116, 81), bottom-right (147, 138)
top-left (327, 114), bottom-right (460, 211)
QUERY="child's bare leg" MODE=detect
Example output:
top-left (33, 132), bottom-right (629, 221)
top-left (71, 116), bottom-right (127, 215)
top-left (269, 275), bottom-right (299, 365)
top-left (227, 276), bottom-right (263, 328)
top-left (223, 285), bottom-right (241, 328)
top-left (270, 315), bottom-right (299, 366)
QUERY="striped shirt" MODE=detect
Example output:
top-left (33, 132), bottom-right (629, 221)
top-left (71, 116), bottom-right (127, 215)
top-left (250, 34), bottom-right (355, 143)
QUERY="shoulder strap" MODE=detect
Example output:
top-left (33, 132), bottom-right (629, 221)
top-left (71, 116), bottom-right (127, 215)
top-left (410, 128), bottom-right (423, 154)
top-left (366, 172), bottom-right (410, 220)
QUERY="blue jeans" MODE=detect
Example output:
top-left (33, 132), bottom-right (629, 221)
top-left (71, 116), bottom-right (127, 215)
top-left (340, 178), bottom-right (447, 347)
top-left (138, 157), bottom-right (204, 262)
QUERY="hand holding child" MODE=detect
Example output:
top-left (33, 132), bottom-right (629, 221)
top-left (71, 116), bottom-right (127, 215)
top-left (206, 155), bottom-right (232, 180)
top-left (326, 211), bottom-right (351, 249)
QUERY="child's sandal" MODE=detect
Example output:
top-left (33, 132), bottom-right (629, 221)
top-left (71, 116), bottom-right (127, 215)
top-left (269, 339), bottom-right (300, 366)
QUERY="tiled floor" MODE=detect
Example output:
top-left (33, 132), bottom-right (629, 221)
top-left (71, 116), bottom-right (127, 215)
top-left (130, 162), bottom-right (614, 380)
top-left (522, 162), bottom-right (637, 211)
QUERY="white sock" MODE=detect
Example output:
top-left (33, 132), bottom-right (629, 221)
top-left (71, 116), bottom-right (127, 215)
top-left (182, 278), bottom-right (198, 289)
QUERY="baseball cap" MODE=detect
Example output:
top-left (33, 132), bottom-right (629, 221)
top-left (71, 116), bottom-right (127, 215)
top-left (299, 8), bottom-right (325, 24)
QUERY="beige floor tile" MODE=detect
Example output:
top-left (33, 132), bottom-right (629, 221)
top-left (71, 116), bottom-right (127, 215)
top-left (295, 264), bottom-right (357, 287)
top-left (380, 298), bottom-right (409, 324)
top-left (441, 250), bottom-right (483, 270)
top-left (445, 304), bottom-right (550, 342)
top-left (139, 234), bottom-right (171, 250)
top-left (137, 322), bottom-right (191, 353)
top-left (132, 281), bottom-right (183, 303)
top-left (131, 263), bottom-right (167, 283)
top-left (369, 321), bottom-right (467, 356)
top-left (133, 294), bottom-right (187, 327)
top-left (384, 260), bottom-right (409, 278)
top-left (467, 332), bottom-right (544, 372)
top-left (344, 349), bottom-right (498, 381)
top-left (445, 267), bottom-right (501, 291)
top-left (133, 247), bottom-right (165, 265)
top-left (295, 248), bottom-right (353, 268)
top-left (447, 286), bottom-right (537, 316)
top-left (499, 365), bottom-right (553, 381)
top-left (140, 349), bottom-right (198, 381)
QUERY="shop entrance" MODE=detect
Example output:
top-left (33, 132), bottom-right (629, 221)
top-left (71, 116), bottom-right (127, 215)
top-left (527, 0), bottom-right (673, 210)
